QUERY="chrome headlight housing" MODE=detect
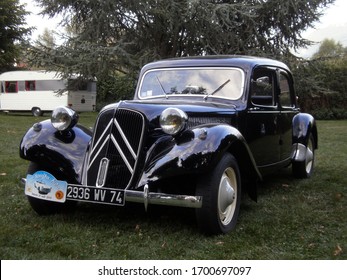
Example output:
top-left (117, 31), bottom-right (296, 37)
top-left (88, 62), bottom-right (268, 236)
top-left (159, 108), bottom-right (188, 135)
top-left (51, 106), bottom-right (78, 131)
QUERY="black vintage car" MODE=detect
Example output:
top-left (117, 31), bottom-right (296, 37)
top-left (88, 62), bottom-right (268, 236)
top-left (20, 56), bottom-right (317, 234)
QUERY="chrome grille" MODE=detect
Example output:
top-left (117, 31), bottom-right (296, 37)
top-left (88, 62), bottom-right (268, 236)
top-left (187, 116), bottom-right (230, 128)
top-left (87, 108), bottom-right (145, 189)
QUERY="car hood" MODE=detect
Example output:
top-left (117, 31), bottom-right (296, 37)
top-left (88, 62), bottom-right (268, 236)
top-left (103, 99), bottom-right (239, 124)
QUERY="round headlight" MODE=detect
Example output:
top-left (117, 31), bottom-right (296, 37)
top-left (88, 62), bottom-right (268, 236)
top-left (160, 108), bottom-right (188, 135)
top-left (51, 106), bottom-right (78, 131)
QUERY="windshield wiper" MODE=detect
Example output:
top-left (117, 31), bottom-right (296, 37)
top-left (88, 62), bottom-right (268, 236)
top-left (156, 76), bottom-right (168, 99)
top-left (203, 79), bottom-right (231, 100)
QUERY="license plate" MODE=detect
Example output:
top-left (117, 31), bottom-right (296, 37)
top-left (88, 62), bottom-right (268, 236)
top-left (66, 185), bottom-right (125, 206)
top-left (25, 171), bottom-right (125, 206)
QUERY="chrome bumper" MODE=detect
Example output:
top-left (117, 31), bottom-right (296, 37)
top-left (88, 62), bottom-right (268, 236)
top-left (126, 185), bottom-right (202, 210)
top-left (21, 179), bottom-right (202, 210)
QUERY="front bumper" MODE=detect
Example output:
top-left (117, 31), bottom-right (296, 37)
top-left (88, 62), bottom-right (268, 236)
top-left (126, 185), bottom-right (202, 210)
top-left (21, 178), bottom-right (202, 210)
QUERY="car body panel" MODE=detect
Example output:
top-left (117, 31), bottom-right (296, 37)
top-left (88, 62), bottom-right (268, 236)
top-left (20, 120), bottom-right (92, 184)
top-left (19, 55), bottom-right (317, 216)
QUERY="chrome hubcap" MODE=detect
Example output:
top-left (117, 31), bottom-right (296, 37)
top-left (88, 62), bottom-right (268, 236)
top-left (218, 167), bottom-right (237, 225)
top-left (305, 138), bottom-right (314, 174)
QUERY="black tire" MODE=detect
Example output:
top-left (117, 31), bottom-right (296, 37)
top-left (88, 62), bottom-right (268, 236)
top-left (31, 107), bottom-right (43, 117)
top-left (292, 134), bottom-right (315, 178)
top-left (26, 162), bottom-right (76, 215)
top-left (195, 153), bottom-right (241, 234)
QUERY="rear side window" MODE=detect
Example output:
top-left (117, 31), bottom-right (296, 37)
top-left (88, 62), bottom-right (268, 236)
top-left (278, 72), bottom-right (294, 108)
top-left (251, 68), bottom-right (276, 107)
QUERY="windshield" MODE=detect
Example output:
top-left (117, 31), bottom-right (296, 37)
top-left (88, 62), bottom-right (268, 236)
top-left (138, 67), bottom-right (245, 100)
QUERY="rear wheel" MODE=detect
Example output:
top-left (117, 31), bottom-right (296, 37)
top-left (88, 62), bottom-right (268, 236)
top-left (26, 162), bottom-right (76, 215)
top-left (196, 153), bottom-right (241, 234)
top-left (292, 134), bottom-right (315, 178)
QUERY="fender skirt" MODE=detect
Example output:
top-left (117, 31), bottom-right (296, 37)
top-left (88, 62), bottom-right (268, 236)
top-left (19, 120), bottom-right (92, 184)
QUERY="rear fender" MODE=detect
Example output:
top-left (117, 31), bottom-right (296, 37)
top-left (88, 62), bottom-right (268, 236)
top-left (20, 120), bottom-right (92, 183)
top-left (292, 113), bottom-right (318, 161)
top-left (292, 113), bottom-right (318, 147)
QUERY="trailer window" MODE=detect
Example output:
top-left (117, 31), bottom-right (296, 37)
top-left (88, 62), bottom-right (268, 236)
top-left (25, 81), bottom-right (36, 91)
top-left (5, 81), bottom-right (18, 93)
top-left (36, 80), bottom-right (65, 91)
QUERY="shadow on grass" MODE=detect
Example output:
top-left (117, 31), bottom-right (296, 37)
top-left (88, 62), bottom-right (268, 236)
top-left (54, 201), bottom-right (198, 234)
top-left (49, 167), bottom-right (299, 235)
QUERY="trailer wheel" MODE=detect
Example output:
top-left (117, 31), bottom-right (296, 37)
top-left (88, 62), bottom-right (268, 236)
top-left (31, 107), bottom-right (43, 117)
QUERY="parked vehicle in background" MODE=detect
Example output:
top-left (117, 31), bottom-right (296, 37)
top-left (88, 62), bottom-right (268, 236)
top-left (20, 56), bottom-right (318, 234)
top-left (0, 70), bottom-right (96, 116)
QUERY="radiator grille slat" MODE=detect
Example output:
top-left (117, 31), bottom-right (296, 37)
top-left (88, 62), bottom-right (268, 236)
top-left (87, 108), bottom-right (145, 189)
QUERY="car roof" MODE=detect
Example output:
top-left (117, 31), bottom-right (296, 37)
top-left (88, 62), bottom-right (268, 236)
top-left (140, 55), bottom-right (290, 73)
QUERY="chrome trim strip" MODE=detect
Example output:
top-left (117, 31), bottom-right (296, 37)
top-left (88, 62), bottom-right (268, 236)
top-left (88, 135), bottom-right (111, 169)
top-left (247, 110), bottom-right (282, 114)
top-left (96, 157), bottom-right (110, 188)
top-left (114, 118), bottom-right (137, 159)
top-left (143, 184), bottom-right (149, 211)
top-left (110, 134), bottom-right (134, 173)
top-left (89, 119), bottom-right (113, 156)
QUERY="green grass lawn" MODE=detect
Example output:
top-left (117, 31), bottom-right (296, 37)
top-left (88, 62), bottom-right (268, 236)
top-left (0, 112), bottom-right (346, 259)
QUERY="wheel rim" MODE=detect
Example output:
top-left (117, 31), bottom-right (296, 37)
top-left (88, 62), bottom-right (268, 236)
top-left (32, 108), bottom-right (41, 116)
top-left (305, 138), bottom-right (314, 174)
top-left (218, 167), bottom-right (237, 226)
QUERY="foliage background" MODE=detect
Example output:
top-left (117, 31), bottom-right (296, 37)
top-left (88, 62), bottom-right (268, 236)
top-left (1, 0), bottom-right (346, 117)
top-left (25, 0), bottom-right (342, 115)
top-left (0, 0), bottom-right (31, 72)
top-left (290, 40), bottom-right (347, 119)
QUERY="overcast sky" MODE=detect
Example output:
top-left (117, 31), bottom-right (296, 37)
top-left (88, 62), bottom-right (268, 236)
top-left (21, 0), bottom-right (347, 58)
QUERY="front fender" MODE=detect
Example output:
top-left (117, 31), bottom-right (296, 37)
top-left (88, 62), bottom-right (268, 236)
top-left (20, 120), bottom-right (92, 183)
top-left (139, 124), bottom-right (260, 187)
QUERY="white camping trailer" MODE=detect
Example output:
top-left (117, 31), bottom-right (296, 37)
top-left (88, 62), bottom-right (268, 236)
top-left (0, 70), bottom-right (96, 116)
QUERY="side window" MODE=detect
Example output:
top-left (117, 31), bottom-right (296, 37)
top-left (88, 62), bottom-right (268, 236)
top-left (279, 72), bottom-right (293, 108)
top-left (251, 68), bottom-right (275, 106)
top-left (25, 81), bottom-right (36, 91)
top-left (5, 81), bottom-right (18, 93)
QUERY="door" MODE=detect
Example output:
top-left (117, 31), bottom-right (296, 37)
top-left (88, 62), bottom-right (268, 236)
top-left (246, 67), bottom-right (281, 168)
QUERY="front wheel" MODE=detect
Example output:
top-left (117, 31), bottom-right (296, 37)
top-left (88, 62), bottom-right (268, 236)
top-left (26, 162), bottom-right (76, 215)
top-left (196, 153), bottom-right (241, 234)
